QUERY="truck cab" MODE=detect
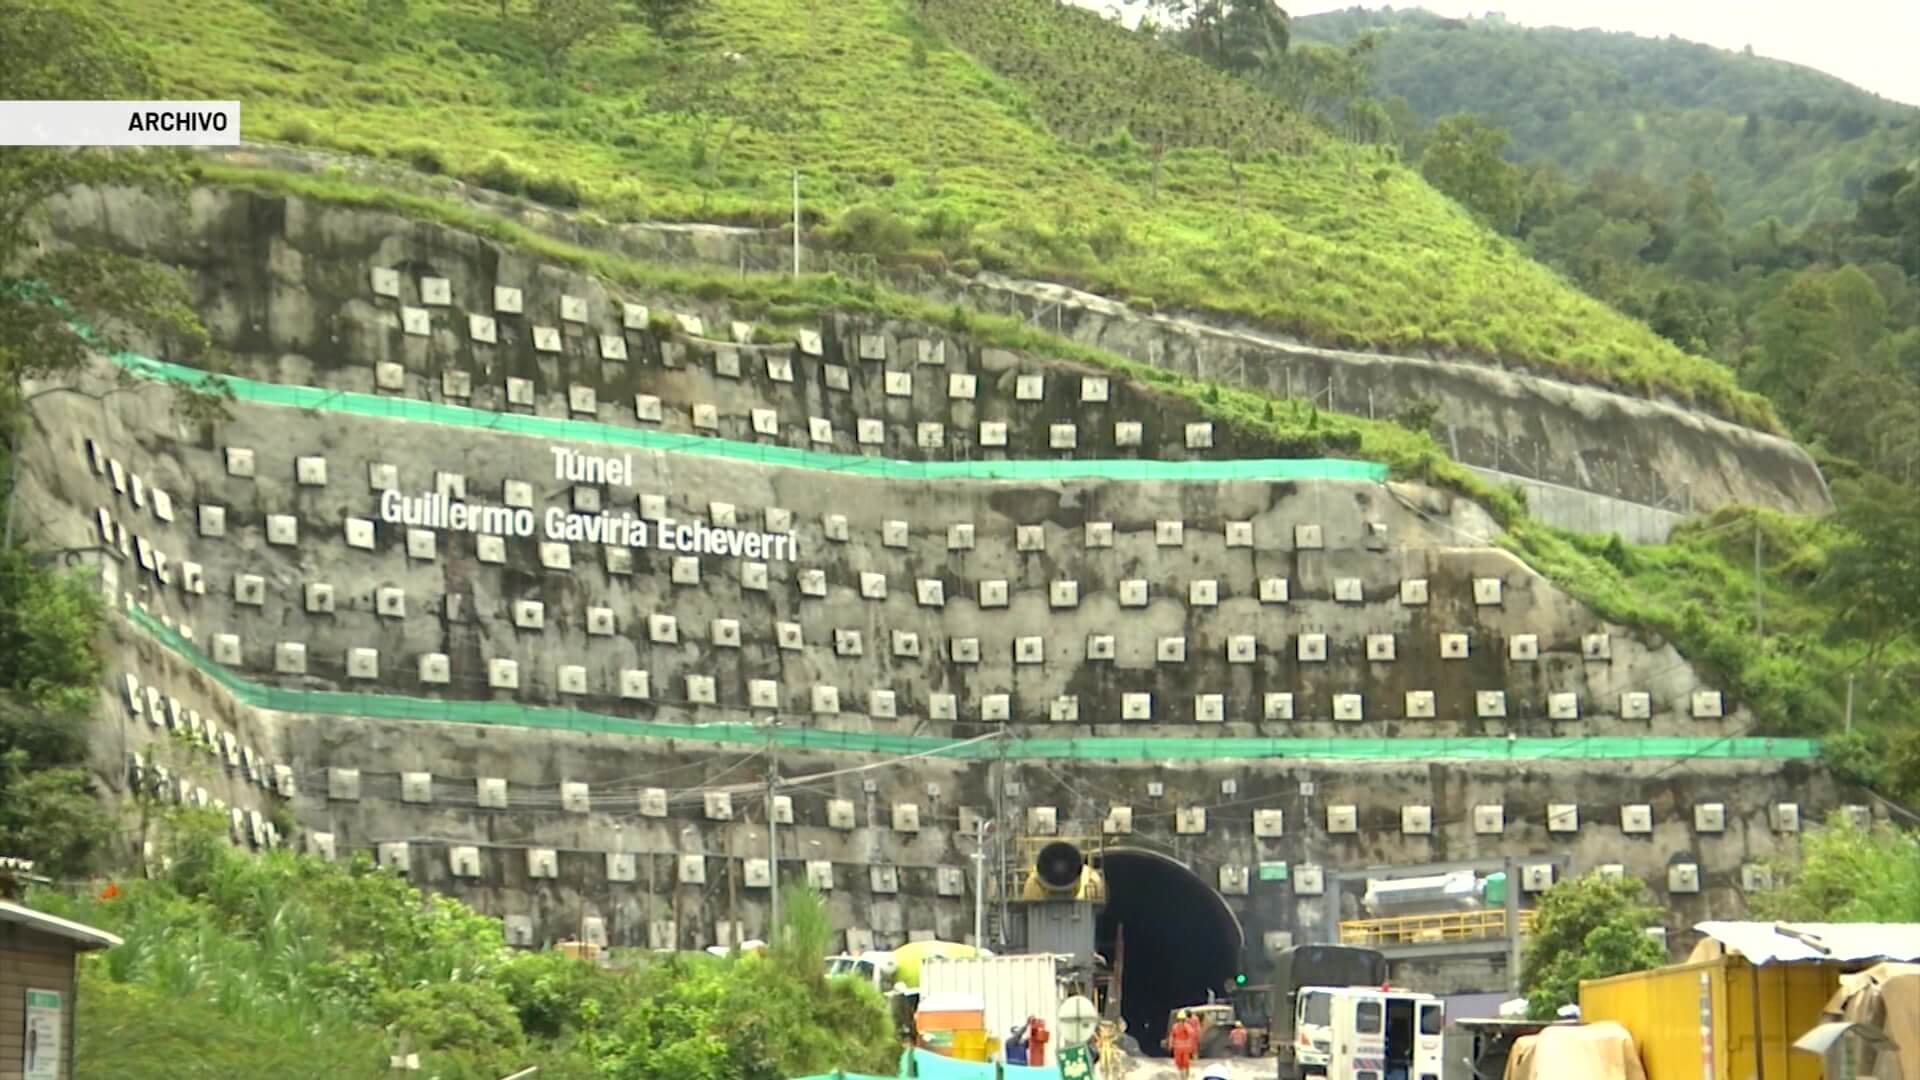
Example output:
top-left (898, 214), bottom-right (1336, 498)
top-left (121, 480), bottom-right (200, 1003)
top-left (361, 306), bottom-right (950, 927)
top-left (1312, 987), bottom-right (1443, 1080)
top-left (826, 951), bottom-right (897, 992)
top-left (1270, 945), bottom-right (1389, 1080)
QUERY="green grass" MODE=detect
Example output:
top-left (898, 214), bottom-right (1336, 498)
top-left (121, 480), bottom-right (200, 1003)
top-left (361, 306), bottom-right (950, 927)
top-left (1503, 506), bottom-right (1918, 741)
top-left (101, 0), bottom-right (1779, 430)
top-left (196, 161), bottom-right (1494, 484)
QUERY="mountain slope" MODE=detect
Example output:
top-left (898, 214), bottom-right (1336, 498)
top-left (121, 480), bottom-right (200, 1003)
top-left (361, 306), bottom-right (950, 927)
top-left (96, 0), bottom-right (1772, 427)
top-left (1296, 7), bottom-right (1920, 228)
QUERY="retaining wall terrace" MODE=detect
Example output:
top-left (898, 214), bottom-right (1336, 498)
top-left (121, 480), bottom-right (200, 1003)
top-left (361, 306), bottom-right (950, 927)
top-left (12, 184), bottom-right (1856, 985)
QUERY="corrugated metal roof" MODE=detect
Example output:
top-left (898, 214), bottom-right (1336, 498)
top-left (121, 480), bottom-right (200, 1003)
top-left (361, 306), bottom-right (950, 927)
top-left (1693, 922), bottom-right (1920, 965)
top-left (0, 899), bottom-right (123, 950)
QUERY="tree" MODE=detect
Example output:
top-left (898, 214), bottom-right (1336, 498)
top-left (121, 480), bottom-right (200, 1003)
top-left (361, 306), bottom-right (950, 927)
top-left (1518, 872), bottom-right (1668, 1019)
top-left (1819, 473), bottom-right (1920, 669)
top-left (634, 0), bottom-right (699, 42)
top-left (1750, 814), bottom-right (1920, 922)
top-left (1153, 0), bottom-right (1291, 75)
top-left (1419, 113), bottom-right (1524, 235)
top-left (523, 0), bottom-right (618, 72)
top-left (1745, 272), bottom-right (1844, 416)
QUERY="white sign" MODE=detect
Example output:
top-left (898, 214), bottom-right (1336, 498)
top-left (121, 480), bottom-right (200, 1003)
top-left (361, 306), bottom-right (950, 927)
top-left (23, 988), bottom-right (60, 1080)
top-left (376, 445), bottom-right (799, 562)
top-left (0, 101), bottom-right (241, 146)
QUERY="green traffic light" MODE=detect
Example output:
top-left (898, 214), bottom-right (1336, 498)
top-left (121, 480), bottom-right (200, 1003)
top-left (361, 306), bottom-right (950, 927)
top-left (1233, 973), bottom-right (1247, 985)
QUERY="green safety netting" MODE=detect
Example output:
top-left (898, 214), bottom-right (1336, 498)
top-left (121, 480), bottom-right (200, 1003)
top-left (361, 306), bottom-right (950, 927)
top-left (110, 350), bottom-right (1388, 484)
top-left (96, 322), bottom-right (1815, 764)
top-left (122, 606), bottom-right (1818, 763)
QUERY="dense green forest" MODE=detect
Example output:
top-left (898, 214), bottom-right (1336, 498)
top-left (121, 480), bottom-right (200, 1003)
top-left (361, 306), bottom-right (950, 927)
top-left (1292, 6), bottom-right (1920, 228)
top-left (1149, 4), bottom-right (1920, 496)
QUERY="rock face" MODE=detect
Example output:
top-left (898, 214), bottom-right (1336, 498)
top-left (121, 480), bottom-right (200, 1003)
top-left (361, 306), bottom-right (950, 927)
top-left (153, 148), bottom-right (1833, 528)
top-left (18, 185), bottom-right (1848, 1021)
top-left (955, 273), bottom-right (1833, 520)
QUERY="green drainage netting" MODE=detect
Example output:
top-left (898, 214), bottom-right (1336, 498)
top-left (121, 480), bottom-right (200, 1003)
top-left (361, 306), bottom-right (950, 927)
top-left (124, 606), bottom-right (1818, 762)
top-left (112, 350), bottom-right (1388, 484)
top-left (104, 340), bottom-right (1812, 762)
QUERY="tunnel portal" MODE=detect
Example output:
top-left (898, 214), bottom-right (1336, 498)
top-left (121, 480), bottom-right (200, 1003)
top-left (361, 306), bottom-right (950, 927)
top-left (1091, 847), bottom-right (1244, 1056)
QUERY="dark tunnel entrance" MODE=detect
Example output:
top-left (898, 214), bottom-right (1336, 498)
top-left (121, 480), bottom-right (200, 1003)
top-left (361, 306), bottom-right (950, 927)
top-left (1092, 848), bottom-right (1243, 1056)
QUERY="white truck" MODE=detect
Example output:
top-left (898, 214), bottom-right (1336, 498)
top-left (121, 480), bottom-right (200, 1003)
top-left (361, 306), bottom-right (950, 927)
top-left (1290, 986), bottom-right (1443, 1080)
top-left (827, 951), bottom-right (899, 992)
top-left (918, 954), bottom-right (1062, 1052)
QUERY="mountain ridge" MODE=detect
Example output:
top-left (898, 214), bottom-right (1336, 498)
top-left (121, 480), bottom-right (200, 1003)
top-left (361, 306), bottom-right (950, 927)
top-left (1295, 5), bottom-right (1920, 227)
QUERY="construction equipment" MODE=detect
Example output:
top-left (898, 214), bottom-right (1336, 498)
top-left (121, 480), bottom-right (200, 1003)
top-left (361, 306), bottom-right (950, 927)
top-left (1165, 1002), bottom-right (1245, 1058)
top-left (1267, 945), bottom-right (1390, 1079)
top-left (826, 949), bottom-right (899, 992)
top-left (1021, 841), bottom-right (1107, 902)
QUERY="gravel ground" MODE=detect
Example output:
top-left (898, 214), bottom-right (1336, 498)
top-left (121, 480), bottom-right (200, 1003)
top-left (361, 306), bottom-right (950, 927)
top-left (1112, 1055), bottom-right (1275, 1080)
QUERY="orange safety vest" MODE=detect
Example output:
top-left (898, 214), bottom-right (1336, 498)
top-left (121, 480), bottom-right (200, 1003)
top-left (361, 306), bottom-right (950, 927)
top-left (1169, 1021), bottom-right (1198, 1055)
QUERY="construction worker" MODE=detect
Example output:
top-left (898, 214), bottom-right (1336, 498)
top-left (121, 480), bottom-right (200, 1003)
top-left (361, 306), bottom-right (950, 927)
top-left (1227, 1021), bottom-right (1247, 1056)
top-left (1005, 1023), bottom-right (1029, 1066)
top-left (1167, 1010), bottom-right (1199, 1080)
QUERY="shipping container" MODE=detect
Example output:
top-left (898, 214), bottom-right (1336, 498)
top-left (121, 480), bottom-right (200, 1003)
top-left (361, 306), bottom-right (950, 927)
top-left (920, 954), bottom-right (1061, 1049)
top-left (1580, 955), bottom-right (1845, 1080)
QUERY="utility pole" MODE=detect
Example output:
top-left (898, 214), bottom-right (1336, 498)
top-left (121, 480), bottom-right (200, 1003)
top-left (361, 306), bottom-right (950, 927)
top-left (766, 723), bottom-right (781, 941)
top-left (1753, 522), bottom-right (1765, 638)
top-left (1845, 675), bottom-right (1856, 733)
top-left (791, 171), bottom-right (801, 278)
top-left (995, 730), bottom-right (1010, 946)
top-left (972, 818), bottom-right (993, 947)
top-left (1504, 855), bottom-right (1522, 998)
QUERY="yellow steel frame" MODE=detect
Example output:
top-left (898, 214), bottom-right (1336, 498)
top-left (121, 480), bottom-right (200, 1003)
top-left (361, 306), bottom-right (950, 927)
top-left (1337, 909), bottom-right (1537, 946)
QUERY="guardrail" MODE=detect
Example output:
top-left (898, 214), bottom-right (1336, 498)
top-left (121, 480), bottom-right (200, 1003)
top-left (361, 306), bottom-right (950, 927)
top-left (1338, 909), bottom-right (1536, 947)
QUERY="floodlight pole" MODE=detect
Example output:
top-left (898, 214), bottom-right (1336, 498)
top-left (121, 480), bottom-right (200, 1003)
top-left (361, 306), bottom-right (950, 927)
top-left (766, 722), bottom-right (781, 941)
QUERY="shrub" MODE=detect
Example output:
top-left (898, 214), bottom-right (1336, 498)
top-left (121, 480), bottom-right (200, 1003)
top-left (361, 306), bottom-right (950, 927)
top-left (470, 153), bottom-right (529, 196)
top-left (277, 117), bottom-right (317, 144)
top-left (831, 205), bottom-right (916, 258)
top-left (525, 172), bottom-right (583, 208)
top-left (1822, 730), bottom-right (1887, 791)
top-left (396, 142), bottom-right (444, 175)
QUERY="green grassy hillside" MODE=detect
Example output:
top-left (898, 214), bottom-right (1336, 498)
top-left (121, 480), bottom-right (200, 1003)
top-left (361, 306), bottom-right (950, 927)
top-left (104, 0), bottom-right (1774, 427)
top-left (1296, 7), bottom-right (1920, 229)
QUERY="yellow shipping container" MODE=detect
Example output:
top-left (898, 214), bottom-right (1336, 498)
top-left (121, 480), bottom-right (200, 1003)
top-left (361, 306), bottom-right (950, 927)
top-left (1581, 956), bottom-right (1845, 1080)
